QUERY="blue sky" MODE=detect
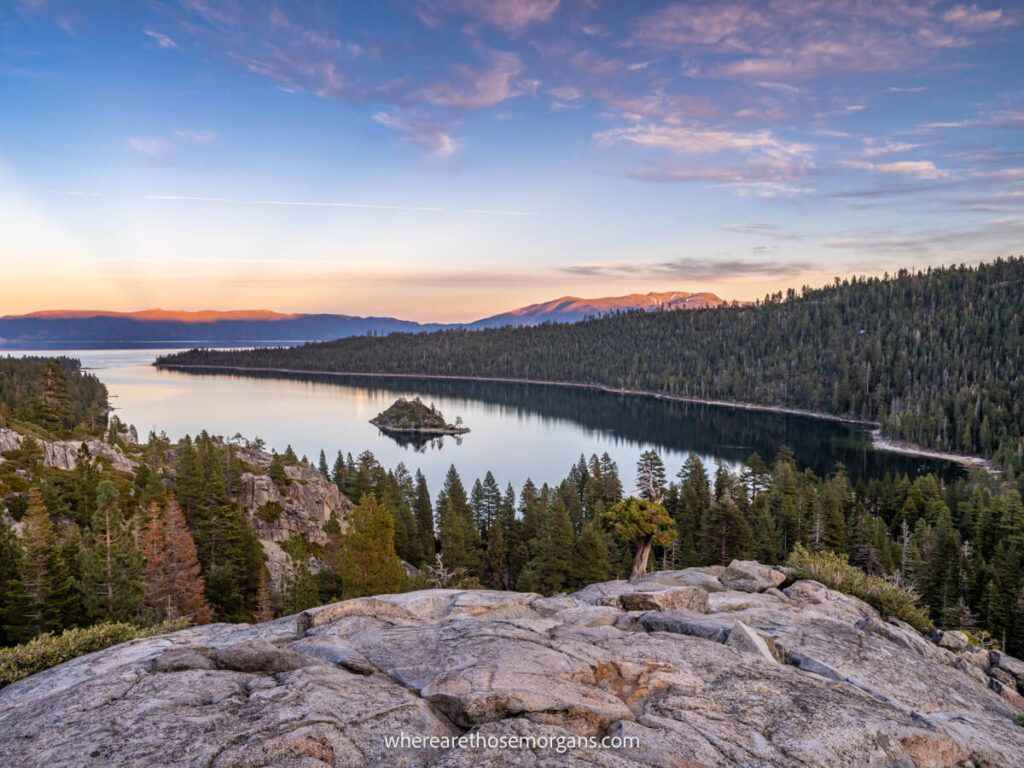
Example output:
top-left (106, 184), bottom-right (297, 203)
top-left (1, 0), bottom-right (1022, 321)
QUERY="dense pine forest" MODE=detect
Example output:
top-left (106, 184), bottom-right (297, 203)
top-left (0, 357), bottom-right (108, 439)
top-left (159, 258), bottom-right (1024, 475)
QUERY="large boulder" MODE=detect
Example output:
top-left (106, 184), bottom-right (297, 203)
top-left (934, 630), bottom-right (969, 651)
top-left (3, 566), bottom-right (1024, 767)
top-left (719, 560), bottom-right (787, 592)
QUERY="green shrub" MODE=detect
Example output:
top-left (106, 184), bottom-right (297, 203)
top-left (786, 544), bottom-right (934, 634)
top-left (0, 619), bottom-right (189, 689)
top-left (1017, 713), bottom-right (1024, 728)
top-left (962, 629), bottom-right (1001, 651)
top-left (256, 501), bottom-right (284, 523)
top-left (279, 532), bottom-right (324, 563)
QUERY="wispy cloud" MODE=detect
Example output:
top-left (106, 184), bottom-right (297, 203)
top-left (415, 50), bottom-right (526, 110)
top-left (144, 194), bottom-right (444, 212)
top-left (372, 111), bottom-right (458, 157)
top-left (558, 257), bottom-right (817, 282)
top-left (127, 127), bottom-right (217, 159)
top-left (839, 159), bottom-right (948, 179)
top-left (416, 0), bottom-right (560, 33)
top-left (628, 1), bottom-right (1016, 80)
top-left (596, 122), bottom-right (815, 188)
top-left (170, 128), bottom-right (217, 143)
top-left (724, 222), bottom-right (802, 241)
top-left (941, 4), bottom-right (1015, 30)
top-left (141, 194), bottom-right (533, 215)
top-left (144, 29), bottom-right (178, 49)
top-left (824, 218), bottom-right (1024, 255)
top-left (860, 139), bottom-right (922, 158)
top-left (127, 137), bottom-right (171, 158)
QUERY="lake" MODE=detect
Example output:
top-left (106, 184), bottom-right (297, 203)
top-left (6, 348), bottom-right (962, 495)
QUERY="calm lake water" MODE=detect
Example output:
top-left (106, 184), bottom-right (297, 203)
top-left (7, 348), bottom-right (962, 495)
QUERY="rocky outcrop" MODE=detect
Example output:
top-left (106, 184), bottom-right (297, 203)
top-left (2, 562), bottom-right (1022, 767)
top-left (0, 427), bottom-right (134, 473)
top-left (2, 428), bottom-right (351, 591)
top-left (238, 461), bottom-right (352, 547)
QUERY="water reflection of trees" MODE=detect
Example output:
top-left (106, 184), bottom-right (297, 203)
top-left (170, 368), bottom-right (961, 481)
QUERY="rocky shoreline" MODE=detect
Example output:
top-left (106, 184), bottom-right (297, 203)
top-left (2, 560), bottom-right (1022, 766)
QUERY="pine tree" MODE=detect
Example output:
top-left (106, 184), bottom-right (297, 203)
top-left (268, 452), bottom-right (288, 490)
top-left (700, 470), bottom-right (753, 565)
top-left (29, 361), bottom-right (74, 436)
top-left (142, 499), bottom-right (213, 625)
top-left (0, 519), bottom-right (25, 645)
top-left (340, 494), bottom-right (406, 599)
top-left (636, 450), bottom-right (667, 503)
top-left (9, 488), bottom-right (75, 640)
top-left (573, 520), bottom-right (612, 587)
top-left (281, 556), bottom-right (320, 613)
top-left (254, 567), bottom-right (275, 622)
top-left (436, 466), bottom-right (481, 573)
top-left (676, 453), bottom-right (711, 567)
top-left (413, 470), bottom-right (436, 565)
top-left (529, 497), bottom-right (575, 594)
top-left (317, 449), bottom-right (330, 479)
top-left (924, 507), bottom-right (963, 626)
top-left (599, 453), bottom-right (623, 506)
top-left (329, 449), bottom-right (345, 486)
top-left (481, 521), bottom-right (509, 590)
top-left (80, 481), bottom-right (145, 623)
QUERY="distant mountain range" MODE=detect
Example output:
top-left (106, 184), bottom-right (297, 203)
top-left (0, 291), bottom-right (726, 347)
top-left (467, 291), bottom-right (725, 329)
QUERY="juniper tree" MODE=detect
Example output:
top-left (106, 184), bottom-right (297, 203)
top-left (603, 497), bottom-right (677, 582)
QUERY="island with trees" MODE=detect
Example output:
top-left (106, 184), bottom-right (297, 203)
top-left (369, 397), bottom-right (469, 437)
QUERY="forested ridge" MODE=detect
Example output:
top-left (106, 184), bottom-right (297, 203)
top-left (159, 258), bottom-right (1024, 474)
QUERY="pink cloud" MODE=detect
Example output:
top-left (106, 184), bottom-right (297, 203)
top-left (415, 51), bottom-right (525, 109)
top-left (373, 111), bottom-right (458, 158)
top-left (418, 0), bottom-right (559, 33)
top-left (839, 159), bottom-right (948, 179)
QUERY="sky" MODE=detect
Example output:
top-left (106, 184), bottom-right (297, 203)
top-left (1, 0), bottom-right (1022, 322)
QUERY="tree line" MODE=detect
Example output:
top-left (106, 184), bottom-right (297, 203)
top-left (159, 258), bottom-right (1024, 475)
top-left (3, 424), bottom-right (1023, 654)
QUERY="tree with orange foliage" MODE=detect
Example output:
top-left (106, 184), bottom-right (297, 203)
top-left (143, 499), bottom-right (213, 625)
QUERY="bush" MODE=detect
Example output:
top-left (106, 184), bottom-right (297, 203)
top-left (256, 501), bottom-right (284, 523)
top-left (962, 629), bottom-right (1001, 651)
top-left (0, 619), bottom-right (188, 689)
top-left (1017, 712), bottom-right (1024, 728)
top-left (786, 544), bottom-right (934, 634)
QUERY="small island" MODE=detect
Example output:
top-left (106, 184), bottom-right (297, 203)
top-left (370, 397), bottom-right (469, 436)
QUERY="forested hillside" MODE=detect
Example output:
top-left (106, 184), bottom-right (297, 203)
top-left (159, 258), bottom-right (1024, 474)
top-left (0, 357), bottom-right (107, 439)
